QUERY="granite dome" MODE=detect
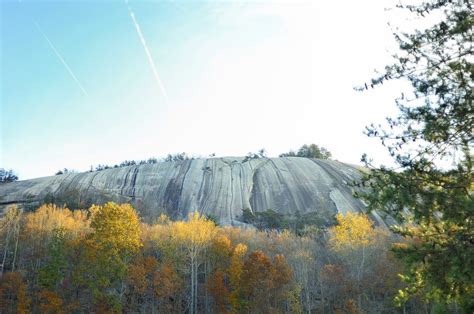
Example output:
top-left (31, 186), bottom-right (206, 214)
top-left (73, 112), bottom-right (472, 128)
top-left (0, 157), bottom-right (383, 226)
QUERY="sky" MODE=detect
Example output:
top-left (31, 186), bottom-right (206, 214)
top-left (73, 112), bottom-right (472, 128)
top-left (1, 0), bottom-right (409, 180)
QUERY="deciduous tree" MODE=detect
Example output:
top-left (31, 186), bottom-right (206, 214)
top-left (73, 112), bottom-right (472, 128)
top-left (329, 212), bottom-right (392, 312)
top-left (170, 211), bottom-right (217, 314)
top-left (0, 272), bottom-right (29, 313)
top-left (76, 202), bottom-right (142, 311)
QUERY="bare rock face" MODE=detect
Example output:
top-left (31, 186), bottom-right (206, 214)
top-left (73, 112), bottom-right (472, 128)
top-left (0, 157), bottom-right (371, 225)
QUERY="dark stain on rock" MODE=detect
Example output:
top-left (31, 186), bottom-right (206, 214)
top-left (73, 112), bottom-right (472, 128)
top-left (163, 160), bottom-right (192, 219)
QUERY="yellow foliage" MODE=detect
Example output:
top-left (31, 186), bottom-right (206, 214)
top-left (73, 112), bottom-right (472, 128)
top-left (170, 211), bottom-right (218, 249)
top-left (1, 205), bottom-right (22, 230)
top-left (221, 226), bottom-right (259, 249)
top-left (329, 212), bottom-right (376, 251)
top-left (229, 243), bottom-right (247, 288)
top-left (89, 202), bottom-right (142, 254)
top-left (229, 243), bottom-right (248, 310)
top-left (24, 204), bottom-right (89, 238)
top-left (157, 213), bottom-right (171, 225)
top-left (212, 234), bottom-right (232, 257)
top-left (233, 243), bottom-right (248, 258)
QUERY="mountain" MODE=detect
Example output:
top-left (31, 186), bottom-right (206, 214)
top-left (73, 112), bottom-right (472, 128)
top-left (0, 157), bottom-right (385, 226)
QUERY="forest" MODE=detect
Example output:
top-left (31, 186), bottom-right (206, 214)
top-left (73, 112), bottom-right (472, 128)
top-left (0, 202), bottom-right (442, 313)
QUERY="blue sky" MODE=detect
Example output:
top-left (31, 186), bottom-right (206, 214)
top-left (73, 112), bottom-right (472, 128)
top-left (1, 0), bottom-right (406, 179)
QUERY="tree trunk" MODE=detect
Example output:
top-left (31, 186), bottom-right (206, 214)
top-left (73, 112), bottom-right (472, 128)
top-left (357, 246), bottom-right (366, 313)
top-left (11, 224), bottom-right (20, 272)
top-left (1, 227), bottom-right (12, 275)
top-left (191, 255), bottom-right (195, 314)
top-left (194, 256), bottom-right (198, 314)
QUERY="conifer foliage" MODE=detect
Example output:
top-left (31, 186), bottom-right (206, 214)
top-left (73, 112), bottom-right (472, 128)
top-left (357, 0), bottom-right (473, 310)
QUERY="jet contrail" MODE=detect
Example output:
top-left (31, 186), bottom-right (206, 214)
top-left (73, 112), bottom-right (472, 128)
top-left (126, 2), bottom-right (169, 104)
top-left (34, 22), bottom-right (88, 96)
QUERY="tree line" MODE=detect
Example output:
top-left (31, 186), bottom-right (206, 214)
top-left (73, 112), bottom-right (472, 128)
top-left (55, 153), bottom-right (194, 175)
top-left (55, 144), bottom-right (332, 176)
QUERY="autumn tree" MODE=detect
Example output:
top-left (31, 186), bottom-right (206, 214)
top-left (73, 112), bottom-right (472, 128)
top-left (126, 255), bottom-right (158, 311)
top-left (357, 0), bottom-right (473, 310)
top-left (0, 272), bottom-right (29, 313)
top-left (88, 202), bottom-right (141, 255)
top-left (75, 202), bottom-right (142, 311)
top-left (204, 234), bottom-right (233, 312)
top-left (126, 255), bottom-right (183, 312)
top-left (272, 254), bottom-right (297, 311)
top-left (286, 238), bottom-right (318, 313)
top-left (24, 204), bottom-right (89, 236)
top-left (222, 242), bottom-right (245, 311)
top-left (154, 261), bottom-right (183, 311)
top-left (170, 211), bottom-right (218, 314)
top-left (329, 212), bottom-right (395, 312)
top-left (239, 250), bottom-right (275, 311)
top-left (36, 290), bottom-right (64, 314)
top-left (0, 205), bottom-right (22, 275)
top-left (207, 270), bottom-right (230, 313)
top-left (20, 204), bottom-right (88, 279)
top-left (237, 250), bottom-right (294, 313)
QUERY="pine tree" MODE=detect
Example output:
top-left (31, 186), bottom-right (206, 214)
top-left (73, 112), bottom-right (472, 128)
top-left (357, 0), bottom-right (473, 310)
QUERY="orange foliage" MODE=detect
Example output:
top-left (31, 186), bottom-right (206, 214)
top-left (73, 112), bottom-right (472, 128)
top-left (36, 290), bottom-right (64, 314)
top-left (272, 254), bottom-right (293, 287)
top-left (207, 270), bottom-right (230, 313)
top-left (154, 262), bottom-right (183, 302)
top-left (0, 272), bottom-right (30, 314)
top-left (153, 263), bottom-right (183, 311)
top-left (127, 256), bottom-right (158, 295)
top-left (239, 251), bottom-right (276, 311)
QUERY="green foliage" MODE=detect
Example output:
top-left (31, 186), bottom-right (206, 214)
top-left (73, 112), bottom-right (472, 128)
top-left (243, 148), bottom-right (267, 162)
top-left (57, 153), bottom-right (192, 175)
top-left (38, 228), bottom-right (68, 290)
top-left (240, 208), bottom-right (290, 230)
top-left (164, 152), bottom-right (191, 162)
top-left (279, 143), bottom-right (332, 159)
top-left (54, 168), bottom-right (74, 176)
top-left (357, 0), bottom-right (473, 310)
top-left (0, 168), bottom-right (18, 183)
top-left (254, 209), bottom-right (287, 230)
top-left (241, 208), bottom-right (332, 234)
top-left (241, 208), bottom-right (256, 223)
top-left (290, 211), bottom-right (334, 236)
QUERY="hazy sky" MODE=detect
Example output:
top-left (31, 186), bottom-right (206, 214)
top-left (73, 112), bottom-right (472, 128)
top-left (1, 0), bottom-right (408, 180)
